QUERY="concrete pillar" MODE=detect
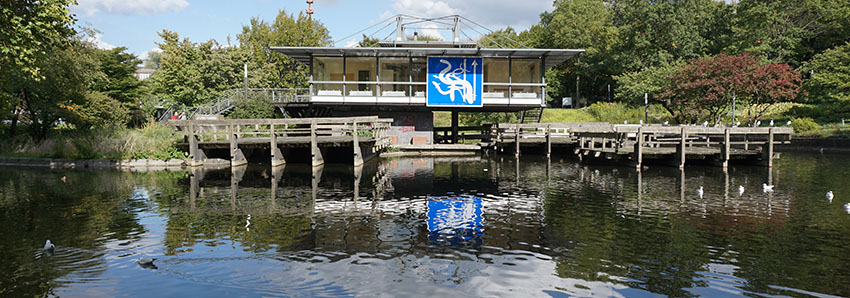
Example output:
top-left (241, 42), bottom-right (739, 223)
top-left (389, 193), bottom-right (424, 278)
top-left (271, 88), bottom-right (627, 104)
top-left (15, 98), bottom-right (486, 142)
top-left (676, 127), bottom-right (686, 169)
top-left (270, 124), bottom-right (285, 167)
top-left (188, 124), bottom-right (205, 167)
top-left (633, 127), bottom-right (643, 169)
top-left (311, 120), bottom-right (324, 167)
top-left (451, 111), bottom-right (459, 144)
top-left (353, 122), bottom-right (364, 167)
top-left (230, 125), bottom-right (247, 167)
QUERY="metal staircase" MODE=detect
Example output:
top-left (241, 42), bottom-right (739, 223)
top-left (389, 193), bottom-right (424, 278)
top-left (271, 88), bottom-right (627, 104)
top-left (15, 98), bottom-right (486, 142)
top-left (158, 88), bottom-right (310, 121)
top-left (519, 107), bottom-right (544, 123)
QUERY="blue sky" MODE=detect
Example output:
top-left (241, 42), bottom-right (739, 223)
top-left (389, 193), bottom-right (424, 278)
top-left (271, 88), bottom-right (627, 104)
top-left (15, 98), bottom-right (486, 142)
top-left (72, 0), bottom-right (556, 60)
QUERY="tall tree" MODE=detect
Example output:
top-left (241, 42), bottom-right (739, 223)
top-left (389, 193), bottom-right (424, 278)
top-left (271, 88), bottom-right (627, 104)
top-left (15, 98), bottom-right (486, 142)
top-left (237, 9), bottom-right (331, 89)
top-left (92, 47), bottom-right (143, 106)
top-left (802, 42), bottom-right (850, 102)
top-left (0, 0), bottom-right (77, 79)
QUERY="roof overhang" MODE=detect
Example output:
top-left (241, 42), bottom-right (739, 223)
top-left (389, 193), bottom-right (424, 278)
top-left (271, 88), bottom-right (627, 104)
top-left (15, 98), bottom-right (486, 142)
top-left (271, 46), bottom-right (585, 70)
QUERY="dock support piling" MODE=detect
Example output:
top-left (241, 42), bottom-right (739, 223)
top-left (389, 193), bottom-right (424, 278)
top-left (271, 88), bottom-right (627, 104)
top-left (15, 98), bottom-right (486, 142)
top-left (515, 124), bottom-right (521, 158)
top-left (451, 111), bottom-right (459, 144)
top-left (676, 127), bottom-right (686, 169)
top-left (229, 125), bottom-right (247, 167)
top-left (721, 128), bottom-right (730, 169)
top-left (546, 124), bottom-right (551, 159)
top-left (353, 122), bottom-right (364, 167)
top-left (311, 120), bottom-right (324, 167)
top-left (763, 127), bottom-right (774, 167)
top-left (270, 124), bottom-right (286, 167)
top-left (188, 124), bottom-right (205, 167)
top-left (633, 127), bottom-right (643, 169)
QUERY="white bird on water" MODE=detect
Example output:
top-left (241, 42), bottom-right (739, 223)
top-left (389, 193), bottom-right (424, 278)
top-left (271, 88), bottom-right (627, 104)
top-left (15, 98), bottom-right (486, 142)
top-left (763, 183), bottom-right (774, 193)
top-left (43, 240), bottom-right (55, 254)
top-left (738, 185), bottom-right (745, 196)
top-left (697, 186), bottom-right (704, 198)
top-left (246, 214), bottom-right (251, 231)
top-left (826, 191), bottom-right (834, 203)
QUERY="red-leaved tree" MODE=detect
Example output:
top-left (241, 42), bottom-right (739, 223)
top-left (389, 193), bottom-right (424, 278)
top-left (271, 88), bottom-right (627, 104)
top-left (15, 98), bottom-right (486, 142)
top-left (658, 53), bottom-right (803, 124)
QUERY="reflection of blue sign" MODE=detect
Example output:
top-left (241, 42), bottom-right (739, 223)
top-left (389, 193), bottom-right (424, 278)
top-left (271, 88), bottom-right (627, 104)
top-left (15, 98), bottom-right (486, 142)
top-left (426, 196), bottom-right (484, 247)
top-left (427, 57), bottom-right (483, 107)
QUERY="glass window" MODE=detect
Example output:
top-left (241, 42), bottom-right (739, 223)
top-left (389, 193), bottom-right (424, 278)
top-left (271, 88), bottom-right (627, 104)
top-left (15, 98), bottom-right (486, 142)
top-left (379, 57), bottom-right (409, 95)
top-left (345, 57), bottom-right (377, 91)
top-left (411, 57), bottom-right (427, 83)
top-left (483, 58), bottom-right (509, 83)
top-left (511, 59), bottom-right (541, 84)
top-left (312, 56), bottom-right (343, 81)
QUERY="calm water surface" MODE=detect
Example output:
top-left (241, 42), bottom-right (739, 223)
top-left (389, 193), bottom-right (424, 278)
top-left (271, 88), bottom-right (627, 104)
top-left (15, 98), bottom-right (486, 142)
top-left (1, 152), bottom-right (849, 297)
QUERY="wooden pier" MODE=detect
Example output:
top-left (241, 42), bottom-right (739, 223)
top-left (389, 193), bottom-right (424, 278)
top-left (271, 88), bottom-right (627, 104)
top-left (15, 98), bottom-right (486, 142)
top-left (169, 117), bottom-right (392, 167)
top-left (494, 123), bottom-right (792, 168)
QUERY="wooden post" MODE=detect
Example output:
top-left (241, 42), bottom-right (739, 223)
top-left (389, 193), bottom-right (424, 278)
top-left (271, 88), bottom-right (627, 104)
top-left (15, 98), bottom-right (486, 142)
top-left (676, 127), bottom-right (686, 169)
top-left (270, 124), bottom-right (285, 167)
top-left (451, 111), bottom-right (459, 144)
top-left (763, 127), bottom-right (774, 167)
top-left (188, 124), bottom-right (205, 167)
top-left (721, 128), bottom-right (730, 169)
top-left (311, 120), bottom-right (324, 167)
top-left (515, 123), bottom-right (520, 158)
top-left (545, 124), bottom-right (551, 159)
top-left (353, 122), bottom-right (364, 167)
top-left (633, 127), bottom-right (643, 169)
top-left (230, 124), bottom-right (247, 167)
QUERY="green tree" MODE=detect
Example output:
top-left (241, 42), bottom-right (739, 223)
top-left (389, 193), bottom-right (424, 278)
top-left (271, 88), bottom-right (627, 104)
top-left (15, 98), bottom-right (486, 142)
top-left (237, 9), bottom-right (331, 89)
top-left (150, 30), bottom-right (244, 106)
top-left (613, 61), bottom-right (683, 105)
top-left (0, 0), bottom-right (77, 79)
top-left (802, 42), bottom-right (850, 102)
top-left (729, 0), bottom-right (850, 67)
top-left (358, 34), bottom-right (380, 47)
top-left (92, 46), bottom-right (144, 106)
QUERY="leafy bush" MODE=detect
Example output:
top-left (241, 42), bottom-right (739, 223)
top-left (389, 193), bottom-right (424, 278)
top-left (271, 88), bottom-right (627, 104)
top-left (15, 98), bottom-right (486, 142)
top-left (790, 118), bottom-right (820, 133)
top-left (227, 92), bottom-right (275, 119)
top-left (70, 91), bottom-right (131, 128)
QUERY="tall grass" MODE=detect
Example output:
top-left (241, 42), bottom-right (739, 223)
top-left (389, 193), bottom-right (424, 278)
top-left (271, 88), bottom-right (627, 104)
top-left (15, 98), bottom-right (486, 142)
top-left (0, 123), bottom-right (186, 160)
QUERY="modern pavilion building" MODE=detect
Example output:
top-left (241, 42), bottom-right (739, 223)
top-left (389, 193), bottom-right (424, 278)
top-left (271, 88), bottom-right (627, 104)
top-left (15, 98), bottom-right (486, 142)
top-left (272, 15), bottom-right (583, 145)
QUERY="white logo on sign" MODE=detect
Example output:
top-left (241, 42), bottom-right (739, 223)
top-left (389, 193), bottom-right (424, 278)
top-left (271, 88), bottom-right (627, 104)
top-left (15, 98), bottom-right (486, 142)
top-left (430, 59), bottom-right (478, 104)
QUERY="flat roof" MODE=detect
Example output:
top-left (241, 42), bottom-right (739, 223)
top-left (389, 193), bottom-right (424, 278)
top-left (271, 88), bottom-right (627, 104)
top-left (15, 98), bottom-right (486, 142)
top-left (271, 46), bottom-right (584, 70)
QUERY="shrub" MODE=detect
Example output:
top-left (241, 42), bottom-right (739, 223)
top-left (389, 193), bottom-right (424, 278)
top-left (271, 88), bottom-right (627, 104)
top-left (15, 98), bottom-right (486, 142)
top-left (227, 92), bottom-right (275, 119)
top-left (70, 91), bottom-right (131, 128)
top-left (790, 118), bottom-right (819, 133)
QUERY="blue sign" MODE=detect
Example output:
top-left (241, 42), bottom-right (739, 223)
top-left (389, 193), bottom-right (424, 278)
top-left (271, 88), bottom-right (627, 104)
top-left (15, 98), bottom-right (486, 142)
top-left (427, 57), bottom-right (483, 107)
top-left (426, 195), bottom-right (484, 247)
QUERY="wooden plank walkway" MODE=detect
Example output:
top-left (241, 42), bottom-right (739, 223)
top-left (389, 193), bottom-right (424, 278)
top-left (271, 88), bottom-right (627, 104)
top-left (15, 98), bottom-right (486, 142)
top-left (494, 123), bottom-right (793, 168)
top-left (168, 116), bottom-right (393, 167)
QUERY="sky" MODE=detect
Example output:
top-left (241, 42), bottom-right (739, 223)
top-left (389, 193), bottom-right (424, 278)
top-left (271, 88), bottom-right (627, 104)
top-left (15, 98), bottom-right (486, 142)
top-left (72, 0), bottom-right (557, 60)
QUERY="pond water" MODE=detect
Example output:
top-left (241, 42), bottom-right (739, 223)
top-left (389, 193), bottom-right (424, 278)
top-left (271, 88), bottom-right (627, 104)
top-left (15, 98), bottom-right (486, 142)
top-left (1, 152), bottom-right (849, 297)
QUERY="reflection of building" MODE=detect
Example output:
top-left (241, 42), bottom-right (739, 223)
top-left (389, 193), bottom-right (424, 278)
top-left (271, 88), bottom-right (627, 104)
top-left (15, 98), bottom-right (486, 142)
top-left (273, 15), bottom-right (583, 145)
top-left (134, 68), bottom-right (155, 80)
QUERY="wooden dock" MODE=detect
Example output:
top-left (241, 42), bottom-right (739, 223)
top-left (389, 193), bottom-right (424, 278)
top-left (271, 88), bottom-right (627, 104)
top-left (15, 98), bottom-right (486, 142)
top-left (168, 116), bottom-right (393, 167)
top-left (494, 123), bottom-right (792, 168)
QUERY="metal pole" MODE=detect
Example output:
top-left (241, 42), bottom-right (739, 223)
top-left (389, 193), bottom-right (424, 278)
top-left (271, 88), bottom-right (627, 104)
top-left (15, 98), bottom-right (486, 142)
top-left (243, 63), bottom-right (248, 100)
top-left (732, 92), bottom-right (736, 124)
top-left (608, 84), bottom-right (611, 102)
top-left (644, 93), bottom-right (648, 124)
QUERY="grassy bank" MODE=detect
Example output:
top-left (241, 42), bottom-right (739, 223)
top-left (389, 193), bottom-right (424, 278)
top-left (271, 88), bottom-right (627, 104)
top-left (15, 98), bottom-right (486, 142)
top-left (0, 123), bottom-right (186, 160)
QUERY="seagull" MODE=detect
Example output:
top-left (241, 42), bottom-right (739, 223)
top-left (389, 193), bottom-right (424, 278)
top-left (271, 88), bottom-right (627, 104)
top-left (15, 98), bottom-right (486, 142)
top-left (43, 240), bottom-right (55, 254)
top-left (762, 183), bottom-right (774, 193)
top-left (245, 214), bottom-right (251, 231)
top-left (702, 121), bottom-right (709, 127)
top-left (826, 191), bottom-right (834, 203)
top-left (845, 203), bottom-right (850, 214)
top-left (769, 120), bottom-right (774, 126)
top-left (735, 121), bottom-right (740, 127)
top-left (624, 120), bottom-right (628, 124)
top-left (60, 176), bottom-right (66, 183)
top-left (786, 120), bottom-right (792, 126)
top-left (639, 120), bottom-right (644, 125)
top-left (738, 185), bottom-right (745, 196)
top-left (755, 120), bottom-right (762, 127)
top-left (697, 186), bottom-right (704, 198)
top-left (663, 121), bottom-right (669, 125)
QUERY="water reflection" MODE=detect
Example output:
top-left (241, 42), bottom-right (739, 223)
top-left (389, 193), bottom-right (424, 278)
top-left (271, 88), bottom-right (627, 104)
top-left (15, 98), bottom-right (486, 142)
top-left (1, 152), bottom-right (849, 297)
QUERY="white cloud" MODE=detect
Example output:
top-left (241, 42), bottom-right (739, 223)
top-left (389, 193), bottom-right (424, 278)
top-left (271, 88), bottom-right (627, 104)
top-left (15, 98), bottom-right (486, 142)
top-left (75, 0), bottom-right (189, 16)
top-left (392, 0), bottom-right (457, 17)
top-left (87, 33), bottom-right (115, 50)
top-left (343, 39), bottom-right (359, 48)
top-left (418, 24), bottom-right (444, 41)
top-left (140, 47), bottom-right (163, 60)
